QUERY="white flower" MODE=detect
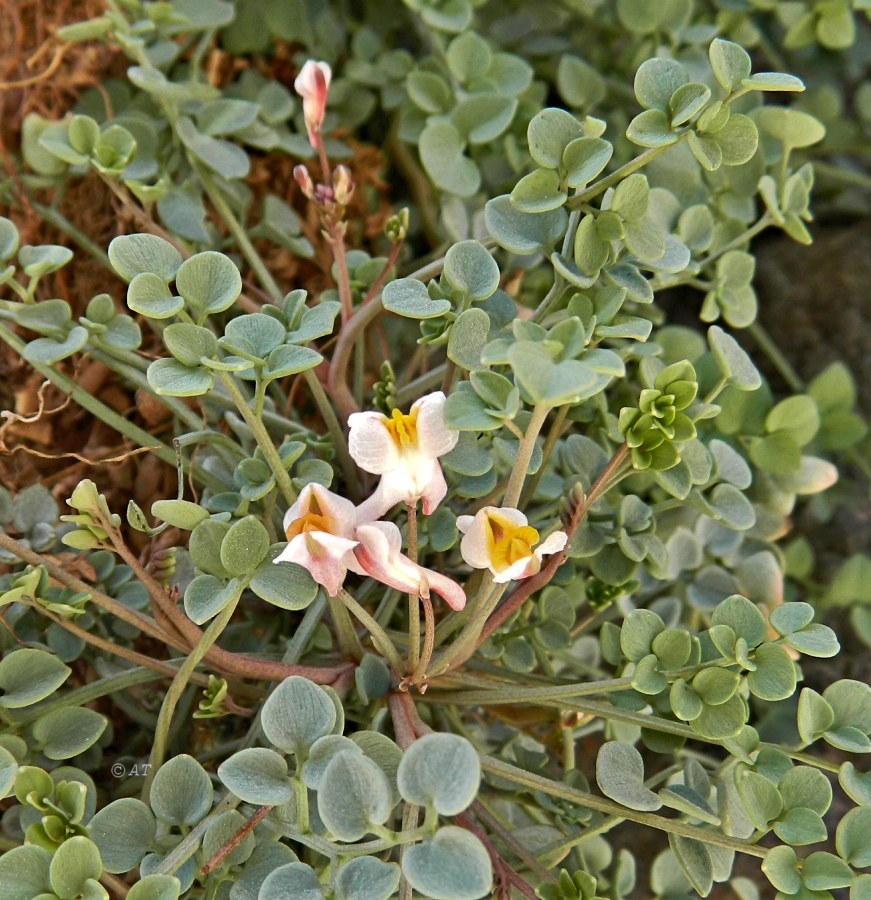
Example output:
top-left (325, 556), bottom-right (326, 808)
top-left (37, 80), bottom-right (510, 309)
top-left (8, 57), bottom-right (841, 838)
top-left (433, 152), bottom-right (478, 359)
top-left (348, 391), bottom-right (459, 516)
top-left (457, 507), bottom-right (567, 583)
top-left (274, 483), bottom-right (360, 597)
top-left (294, 60), bottom-right (332, 148)
top-left (354, 521), bottom-right (466, 611)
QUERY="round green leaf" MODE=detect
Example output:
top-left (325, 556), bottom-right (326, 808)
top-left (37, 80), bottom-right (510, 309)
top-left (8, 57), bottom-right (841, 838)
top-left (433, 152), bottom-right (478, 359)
top-left (527, 108), bottom-right (583, 169)
top-left (259, 863), bottom-right (324, 900)
top-left (151, 499), bottom-right (209, 530)
top-left (23, 326), bottom-right (88, 365)
top-left (219, 515), bottom-right (269, 576)
top-left (127, 273), bottom-right (184, 319)
top-left (221, 313), bottom-right (286, 359)
top-left (402, 826), bottom-right (493, 900)
top-left (264, 344), bottom-right (323, 379)
top-left (317, 750), bottom-right (392, 842)
top-left (175, 251), bottom-right (242, 315)
top-left (419, 121), bottom-right (480, 197)
top-left (0, 217), bottom-right (21, 263)
top-left (184, 574), bottom-right (240, 624)
top-left (708, 39), bottom-right (751, 93)
top-left (510, 167), bottom-right (567, 213)
top-left (484, 194), bottom-right (568, 256)
top-left (634, 58), bottom-right (689, 111)
top-left (562, 137), bottom-right (613, 188)
top-left (88, 798), bottom-right (156, 873)
top-left (261, 675), bottom-right (336, 758)
top-left (249, 559), bottom-right (318, 610)
top-left (838, 808), bottom-right (871, 865)
top-left (202, 810), bottom-right (256, 869)
top-left (443, 240), bottom-right (500, 302)
top-left (49, 835), bottom-right (102, 900)
top-left (397, 733), bottom-right (480, 815)
top-left (149, 754), bottom-right (213, 826)
top-left (218, 747), bottom-right (294, 805)
top-left (19, 244), bottom-right (73, 279)
top-left (747, 642), bottom-right (796, 701)
top-left (0, 648), bottom-right (70, 709)
top-left (147, 358), bottom-right (214, 397)
top-left (382, 278), bottom-right (451, 319)
top-left (596, 741), bottom-right (662, 811)
top-left (32, 706), bottom-right (107, 760)
top-left (176, 116), bottom-right (250, 179)
top-left (754, 107), bottom-right (826, 150)
top-left (335, 857), bottom-right (401, 900)
top-left (127, 874), bottom-right (182, 900)
top-left (108, 234), bottom-right (183, 283)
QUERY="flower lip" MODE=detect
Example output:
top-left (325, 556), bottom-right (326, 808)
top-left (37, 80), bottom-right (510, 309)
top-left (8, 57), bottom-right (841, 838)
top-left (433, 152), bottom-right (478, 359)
top-left (458, 506), bottom-right (568, 584)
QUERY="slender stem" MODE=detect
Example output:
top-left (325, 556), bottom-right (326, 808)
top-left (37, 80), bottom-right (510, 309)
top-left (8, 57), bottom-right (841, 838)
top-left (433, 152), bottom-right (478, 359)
top-left (747, 320), bottom-right (804, 393)
top-left (520, 404), bottom-right (569, 505)
top-left (813, 160), bottom-right (871, 192)
top-left (194, 162), bottom-right (283, 303)
top-left (326, 592), bottom-right (365, 661)
top-left (303, 368), bottom-right (359, 498)
top-left (503, 403), bottom-right (550, 509)
top-left (217, 371), bottom-right (296, 507)
top-left (201, 805), bottom-right (273, 875)
top-left (330, 225), bottom-right (355, 323)
top-left (337, 588), bottom-right (404, 674)
top-left (566, 136), bottom-right (689, 209)
top-left (143, 586), bottom-right (244, 802)
top-left (701, 212), bottom-right (774, 268)
top-left (480, 756), bottom-right (767, 858)
top-left (406, 502), bottom-right (420, 675)
top-left (530, 276), bottom-right (567, 323)
top-left (31, 202), bottom-right (111, 267)
top-left (411, 594), bottom-right (435, 686)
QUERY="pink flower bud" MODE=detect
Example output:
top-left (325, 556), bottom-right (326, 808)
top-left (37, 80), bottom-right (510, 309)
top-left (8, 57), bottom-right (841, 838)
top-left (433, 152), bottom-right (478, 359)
top-left (294, 60), bottom-right (332, 148)
top-left (294, 164), bottom-right (316, 200)
top-left (332, 165), bottom-right (355, 206)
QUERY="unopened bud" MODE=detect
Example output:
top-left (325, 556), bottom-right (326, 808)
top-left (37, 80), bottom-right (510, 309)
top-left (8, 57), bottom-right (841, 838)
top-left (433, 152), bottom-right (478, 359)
top-left (332, 165), bottom-right (355, 205)
top-left (294, 59), bottom-right (332, 149)
top-left (385, 207), bottom-right (410, 243)
top-left (294, 164), bottom-right (316, 200)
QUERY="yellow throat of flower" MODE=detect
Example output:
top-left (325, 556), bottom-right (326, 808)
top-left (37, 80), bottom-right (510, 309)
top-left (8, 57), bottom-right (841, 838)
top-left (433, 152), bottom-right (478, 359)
top-left (486, 513), bottom-right (539, 572)
top-left (285, 492), bottom-right (335, 540)
top-left (383, 406), bottom-right (419, 447)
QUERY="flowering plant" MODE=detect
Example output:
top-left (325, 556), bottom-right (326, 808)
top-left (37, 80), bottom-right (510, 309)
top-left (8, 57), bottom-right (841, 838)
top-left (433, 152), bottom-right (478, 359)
top-left (1, 3), bottom-right (870, 900)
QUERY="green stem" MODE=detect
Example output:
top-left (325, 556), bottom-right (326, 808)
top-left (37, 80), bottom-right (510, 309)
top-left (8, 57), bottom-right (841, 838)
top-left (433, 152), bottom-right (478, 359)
top-left (31, 202), bottom-right (112, 267)
top-left (503, 403), bottom-right (550, 508)
top-left (813, 160), bottom-right (871, 192)
top-left (337, 588), bottom-right (404, 674)
top-left (520, 404), bottom-right (569, 505)
top-left (217, 371), bottom-right (296, 507)
top-left (406, 502), bottom-right (420, 676)
top-left (143, 586), bottom-right (244, 803)
top-left (326, 592), bottom-right (365, 661)
top-left (480, 756), bottom-right (767, 858)
top-left (702, 212), bottom-right (774, 268)
top-left (747, 320), bottom-right (804, 393)
top-left (304, 368), bottom-right (359, 499)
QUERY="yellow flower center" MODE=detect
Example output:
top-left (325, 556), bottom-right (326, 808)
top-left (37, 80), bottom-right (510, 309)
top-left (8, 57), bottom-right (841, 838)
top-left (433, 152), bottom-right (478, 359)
top-left (485, 513), bottom-right (539, 572)
top-left (285, 492), bottom-right (336, 540)
top-left (382, 407), bottom-right (419, 447)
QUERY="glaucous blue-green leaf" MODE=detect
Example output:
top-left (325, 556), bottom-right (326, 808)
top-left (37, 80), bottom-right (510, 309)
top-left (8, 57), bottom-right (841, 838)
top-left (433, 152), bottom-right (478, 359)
top-left (351, 731), bottom-right (403, 808)
top-left (596, 741), bottom-right (661, 811)
top-left (383, 278), bottom-right (450, 319)
top-left (527, 108), bottom-right (583, 169)
top-left (691, 693), bottom-right (746, 739)
top-left (658, 784), bottom-right (719, 825)
top-left (445, 30), bottom-right (491, 82)
top-left (407, 71), bottom-right (451, 114)
top-left (198, 99), bottom-right (260, 136)
top-left (754, 107), bottom-right (826, 150)
top-left (177, 116), bottom-right (249, 179)
top-left (626, 109), bottom-right (680, 147)
top-left (708, 39), bottom-right (751, 93)
top-left (285, 300), bottom-right (341, 344)
top-left (88, 798), bottom-right (156, 873)
top-left (508, 341), bottom-right (605, 407)
top-left (302, 736), bottom-right (361, 790)
top-left (217, 747), bottom-right (293, 806)
top-left (202, 810), bottom-right (256, 868)
top-left (668, 835), bottom-right (712, 897)
top-left (157, 183), bottom-right (210, 243)
top-left (634, 58), bottom-right (689, 111)
top-left (175, 251), bottom-right (242, 315)
top-left (397, 733), bottom-right (480, 815)
top-left (0, 745), bottom-right (17, 800)
top-left (109, 234), bottom-right (183, 283)
top-left (228, 843), bottom-right (298, 900)
top-left (402, 826), bottom-right (493, 900)
top-left (23, 326), bottom-right (88, 365)
top-left (443, 240), bottom-right (499, 302)
top-left (510, 168), bottom-right (567, 213)
top-left (452, 94), bottom-right (517, 145)
top-left (219, 515), bottom-right (269, 576)
top-left (220, 313), bottom-right (286, 359)
top-left (838, 808), bottom-right (871, 866)
top-left (747, 643), bottom-right (796, 701)
top-left (317, 750), bottom-right (392, 842)
top-left (127, 273), bottom-right (184, 319)
top-left (249, 558), bottom-right (318, 610)
top-left (184, 574), bottom-right (241, 624)
top-left (774, 806), bottom-right (827, 845)
top-left (0, 217), bottom-right (20, 262)
top-left (149, 754), bottom-right (213, 826)
top-left (127, 874), bottom-right (182, 900)
top-left (562, 137), bottom-right (613, 188)
top-left (147, 358), bottom-right (213, 397)
top-left (140, 854), bottom-right (196, 893)
top-left (259, 863), bottom-right (324, 900)
top-left (839, 762), bottom-right (871, 807)
top-left (163, 323), bottom-right (218, 367)
top-left (0, 648), bottom-right (70, 709)
top-left (0, 844), bottom-right (51, 899)
top-left (619, 609), bottom-right (664, 662)
top-left (761, 845), bottom-right (801, 894)
top-left (264, 344), bottom-right (323, 379)
top-left (669, 83), bottom-right (711, 127)
top-left (484, 194), bottom-right (567, 256)
top-left (448, 307), bottom-right (490, 371)
top-left (801, 851), bottom-right (853, 891)
top-left (261, 675), bottom-right (336, 758)
top-left (19, 244), bottom-right (73, 279)
top-left (151, 499), bottom-right (209, 531)
top-left (736, 770), bottom-right (782, 829)
top-left (49, 835), bottom-right (102, 900)
top-left (780, 765), bottom-right (831, 817)
top-left (354, 654), bottom-right (391, 705)
top-left (335, 857), bottom-right (401, 900)
top-left (742, 72), bottom-right (805, 92)
top-left (32, 706), bottom-right (107, 759)
top-left (419, 121), bottom-right (480, 197)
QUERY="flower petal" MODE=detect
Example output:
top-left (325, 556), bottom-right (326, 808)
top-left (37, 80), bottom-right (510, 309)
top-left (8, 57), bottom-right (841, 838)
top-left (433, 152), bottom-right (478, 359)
top-left (536, 531), bottom-right (568, 559)
top-left (413, 392), bottom-right (459, 459)
top-left (492, 555), bottom-right (539, 584)
top-left (278, 532), bottom-right (357, 597)
top-left (419, 461), bottom-right (448, 515)
top-left (422, 570), bottom-right (467, 611)
top-left (458, 515), bottom-right (493, 569)
top-left (348, 412), bottom-right (401, 475)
